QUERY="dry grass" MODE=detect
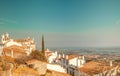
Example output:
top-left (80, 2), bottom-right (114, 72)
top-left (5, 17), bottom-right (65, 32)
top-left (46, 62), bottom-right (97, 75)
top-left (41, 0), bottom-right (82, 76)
top-left (45, 70), bottom-right (71, 76)
top-left (13, 66), bottom-right (39, 76)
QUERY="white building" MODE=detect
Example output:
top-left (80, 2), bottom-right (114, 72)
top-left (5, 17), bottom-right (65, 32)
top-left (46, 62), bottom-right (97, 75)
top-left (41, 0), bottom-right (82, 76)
top-left (6, 39), bottom-right (22, 47)
top-left (1, 33), bottom-right (10, 44)
top-left (45, 50), bottom-right (86, 76)
top-left (55, 54), bottom-right (86, 76)
top-left (0, 42), bottom-right (4, 56)
top-left (45, 49), bottom-right (58, 63)
top-left (56, 54), bottom-right (85, 67)
top-left (1, 33), bottom-right (36, 57)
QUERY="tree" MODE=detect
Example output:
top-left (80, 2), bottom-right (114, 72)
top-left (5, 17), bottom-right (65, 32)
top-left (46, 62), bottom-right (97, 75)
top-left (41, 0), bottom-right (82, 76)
top-left (42, 35), bottom-right (45, 55)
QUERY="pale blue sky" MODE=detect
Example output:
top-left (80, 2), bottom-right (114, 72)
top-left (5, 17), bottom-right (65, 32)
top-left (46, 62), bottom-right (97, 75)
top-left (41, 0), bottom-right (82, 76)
top-left (0, 0), bottom-right (120, 47)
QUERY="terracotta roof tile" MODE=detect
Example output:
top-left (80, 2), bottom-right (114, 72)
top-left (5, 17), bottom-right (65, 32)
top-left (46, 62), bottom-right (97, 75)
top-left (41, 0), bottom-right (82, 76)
top-left (3, 45), bottom-right (26, 54)
top-left (79, 61), bottom-right (114, 75)
top-left (26, 59), bottom-right (47, 65)
top-left (26, 59), bottom-right (39, 64)
top-left (67, 55), bottom-right (78, 60)
top-left (15, 39), bottom-right (25, 42)
top-left (2, 56), bottom-right (15, 63)
top-left (45, 51), bottom-right (52, 57)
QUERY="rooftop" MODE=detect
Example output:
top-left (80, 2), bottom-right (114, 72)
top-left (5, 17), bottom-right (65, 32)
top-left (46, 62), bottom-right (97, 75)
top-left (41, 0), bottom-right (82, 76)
top-left (3, 45), bottom-right (26, 54)
top-left (79, 61), bottom-right (114, 75)
top-left (26, 59), bottom-right (46, 65)
top-left (67, 54), bottom-right (78, 60)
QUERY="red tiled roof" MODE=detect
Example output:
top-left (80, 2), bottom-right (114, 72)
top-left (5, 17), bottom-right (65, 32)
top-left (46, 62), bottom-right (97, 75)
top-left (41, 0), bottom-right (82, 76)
top-left (3, 45), bottom-right (26, 54)
top-left (0, 42), bottom-right (4, 45)
top-left (79, 61), bottom-right (114, 75)
top-left (56, 54), bottom-right (78, 60)
top-left (15, 39), bottom-right (25, 42)
top-left (2, 55), bottom-right (15, 63)
top-left (45, 51), bottom-right (52, 57)
top-left (67, 55), bottom-right (78, 60)
top-left (26, 59), bottom-right (39, 64)
top-left (26, 59), bottom-right (47, 65)
top-left (15, 38), bottom-right (32, 42)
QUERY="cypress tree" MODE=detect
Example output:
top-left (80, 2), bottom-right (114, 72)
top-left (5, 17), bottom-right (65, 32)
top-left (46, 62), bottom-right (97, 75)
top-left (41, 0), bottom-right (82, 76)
top-left (42, 35), bottom-right (45, 54)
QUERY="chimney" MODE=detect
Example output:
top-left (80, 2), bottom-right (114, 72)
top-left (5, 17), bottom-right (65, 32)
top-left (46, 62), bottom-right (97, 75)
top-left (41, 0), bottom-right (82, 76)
top-left (110, 60), bottom-right (112, 67)
top-left (62, 54), bottom-right (65, 58)
top-left (58, 54), bottom-right (61, 58)
top-left (82, 55), bottom-right (85, 60)
top-left (66, 55), bottom-right (68, 59)
top-left (55, 51), bottom-right (58, 56)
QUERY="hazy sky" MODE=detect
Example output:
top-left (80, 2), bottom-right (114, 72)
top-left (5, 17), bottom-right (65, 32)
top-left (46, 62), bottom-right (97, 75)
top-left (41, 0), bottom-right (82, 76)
top-left (0, 0), bottom-right (120, 47)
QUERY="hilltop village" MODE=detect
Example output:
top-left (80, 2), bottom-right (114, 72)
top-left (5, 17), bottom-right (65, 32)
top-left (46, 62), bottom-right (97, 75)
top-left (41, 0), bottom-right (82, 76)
top-left (0, 33), bottom-right (120, 76)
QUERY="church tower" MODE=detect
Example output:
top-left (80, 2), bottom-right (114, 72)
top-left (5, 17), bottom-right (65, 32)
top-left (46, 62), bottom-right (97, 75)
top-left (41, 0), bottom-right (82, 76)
top-left (1, 33), bottom-right (10, 43)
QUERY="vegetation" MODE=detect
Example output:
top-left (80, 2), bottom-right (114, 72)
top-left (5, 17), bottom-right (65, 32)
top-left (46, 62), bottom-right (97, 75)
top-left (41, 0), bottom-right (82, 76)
top-left (0, 62), bottom-right (10, 71)
top-left (15, 57), bottom-right (27, 65)
top-left (29, 50), bottom-right (47, 62)
top-left (13, 66), bottom-right (39, 76)
top-left (15, 50), bottom-right (47, 65)
top-left (44, 70), bottom-right (52, 76)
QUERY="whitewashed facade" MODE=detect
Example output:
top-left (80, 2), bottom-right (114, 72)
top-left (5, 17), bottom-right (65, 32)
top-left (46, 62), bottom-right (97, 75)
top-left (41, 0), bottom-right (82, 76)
top-left (0, 43), bottom-right (4, 56)
top-left (47, 63), bottom-right (66, 73)
top-left (54, 54), bottom-right (86, 76)
top-left (45, 49), bottom-right (58, 63)
top-left (45, 50), bottom-right (86, 76)
top-left (1, 33), bottom-right (36, 56)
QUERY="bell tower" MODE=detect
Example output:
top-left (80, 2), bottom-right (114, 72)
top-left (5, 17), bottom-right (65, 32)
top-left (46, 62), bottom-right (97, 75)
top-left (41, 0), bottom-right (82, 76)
top-left (1, 34), bottom-right (5, 43)
top-left (1, 33), bottom-right (10, 43)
